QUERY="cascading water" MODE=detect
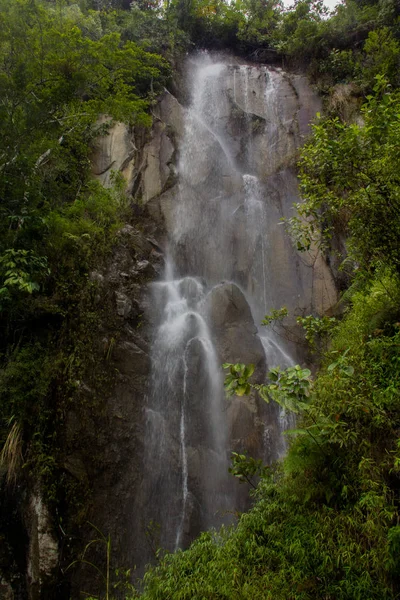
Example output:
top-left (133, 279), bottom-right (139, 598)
top-left (142, 256), bottom-right (231, 553)
top-left (139, 53), bottom-right (327, 560)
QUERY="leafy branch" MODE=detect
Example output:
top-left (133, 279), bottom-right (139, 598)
top-left (229, 452), bottom-right (269, 489)
top-left (223, 362), bottom-right (312, 413)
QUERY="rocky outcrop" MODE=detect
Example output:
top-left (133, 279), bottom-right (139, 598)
top-left (91, 90), bottom-right (184, 206)
top-left (139, 120), bottom-right (175, 203)
top-left (25, 488), bottom-right (58, 600)
top-left (206, 282), bottom-right (265, 369)
top-left (137, 91), bottom-right (185, 204)
top-left (136, 92), bottom-right (184, 205)
top-left (227, 66), bottom-right (322, 179)
top-left (91, 116), bottom-right (136, 190)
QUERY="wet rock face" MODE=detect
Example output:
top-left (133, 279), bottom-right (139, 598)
top-left (137, 91), bottom-right (184, 204)
top-left (205, 283), bottom-right (281, 460)
top-left (132, 57), bottom-right (337, 572)
top-left (145, 64), bottom-right (336, 325)
top-left (66, 56), bottom-right (338, 591)
top-left (206, 282), bottom-right (255, 329)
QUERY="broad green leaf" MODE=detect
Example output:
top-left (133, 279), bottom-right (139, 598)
top-left (243, 364), bottom-right (255, 378)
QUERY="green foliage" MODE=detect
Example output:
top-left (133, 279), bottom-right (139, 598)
top-left (229, 451), bottom-right (269, 488)
top-left (86, 0), bottom-right (400, 80)
top-left (0, 0), bottom-right (169, 272)
top-left (236, 0), bottom-right (282, 47)
top-left (159, 0), bottom-right (400, 85)
top-left (0, 249), bottom-right (50, 304)
top-left (362, 27), bottom-right (400, 89)
top-left (327, 347), bottom-right (354, 377)
top-left (321, 48), bottom-right (358, 83)
top-left (261, 305), bottom-right (288, 326)
top-left (283, 204), bottom-right (324, 253)
top-left (0, 343), bottom-right (54, 427)
top-left (223, 362), bottom-right (254, 396)
top-left (265, 365), bottom-right (312, 411)
top-left (296, 314), bottom-right (337, 350)
top-left (223, 361), bottom-right (312, 412)
top-left (141, 474), bottom-right (397, 598)
top-left (0, 0), bottom-right (170, 583)
top-left (261, 305), bottom-right (337, 354)
top-left (273, 0), bottom-right (328, 59)
top-left (334, 272), bottom-right (400, 347)
top-left (387, 526), bottom-right (400, 575)
top-left (290, 79), bottom-right (400, 275)
top-left (121, 6), bottom-right (190, 57)
top-left (67, 522), bottom-right (113, 599)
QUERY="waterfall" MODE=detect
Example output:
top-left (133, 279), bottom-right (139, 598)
top-left (139, 53), bottom-right (324, 559)
top-left (143, 256), bottom-right (230, 552)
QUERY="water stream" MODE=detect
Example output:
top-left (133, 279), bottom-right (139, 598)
top-left (141, 54), bottom-right (320, 556)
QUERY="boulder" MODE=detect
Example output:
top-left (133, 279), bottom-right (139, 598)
top-left (154, 89), bottom-right (186, 140)
top-left (141, 121), bottom-right (175, 203)
top-left (115, 291), bottom-right (132, 318)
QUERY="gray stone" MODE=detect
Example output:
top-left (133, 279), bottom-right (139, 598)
top-left (141, 121), bottom-right (175, 203)
top-left (116, 225), bottom-right (156, 257)
top-left (202, 282), bottom-right (277, 466)
top-left (135, 91), bottom-right (185, 204)
top-left (26, 487), bottom-right (58, 600)
top-left (224, 66), bottom-right (322, 180)
top-left (136, 260), bottom-right (151, 273)
top-left (112, 339), bottom-right (151, 377)
top-left (89, 270), bottom-right (104, 285)
top-left (91, 116), bottom-right (135, 188)
top-left (147, 184), bottom-right (179, 229)
top-left (205, 282), bottom-right (255, 329)
top-left (115, 291), bottom-right (132, 318)
top-left (154, 89), bottom-right (186, 140)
